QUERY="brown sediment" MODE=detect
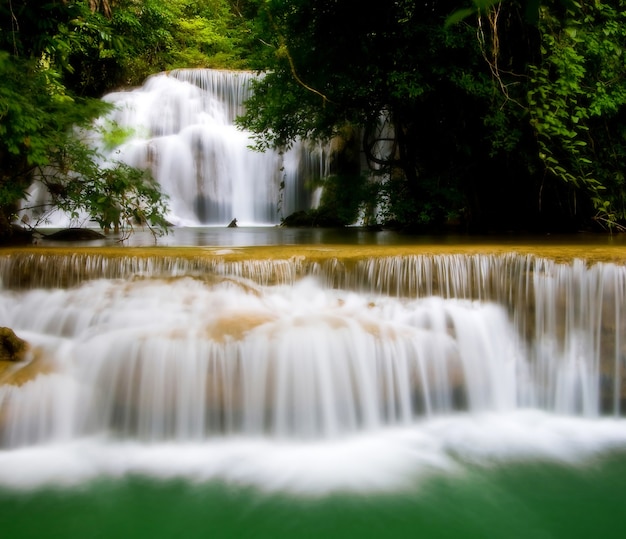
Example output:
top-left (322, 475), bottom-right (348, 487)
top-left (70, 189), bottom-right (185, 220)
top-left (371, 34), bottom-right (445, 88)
top-left (1, 238), bottom-right (626, 264)
top-left (0, 350), bottom-right (54, 387)
top-left (203, 313), bottom-right (278, 342)
top-left (1, 242), bottom-right (625, 291)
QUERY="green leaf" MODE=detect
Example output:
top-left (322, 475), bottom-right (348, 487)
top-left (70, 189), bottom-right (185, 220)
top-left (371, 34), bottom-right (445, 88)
top-left (444, 8), bottom-right (476, 28)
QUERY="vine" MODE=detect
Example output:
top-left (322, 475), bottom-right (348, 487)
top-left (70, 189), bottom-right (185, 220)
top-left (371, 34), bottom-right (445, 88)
top-left (527, 1), bottom-right (626, 229)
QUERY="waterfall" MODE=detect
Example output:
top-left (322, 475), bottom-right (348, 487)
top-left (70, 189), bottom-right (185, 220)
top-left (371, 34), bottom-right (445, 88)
top-left (1, 252), bottom-right (625, 444)
top-left (1, 251), bottom-right (626, 493)
top-left (18, 69), bottom-right (327, 228)
top-left (98, 69), bottom-right (327, 226)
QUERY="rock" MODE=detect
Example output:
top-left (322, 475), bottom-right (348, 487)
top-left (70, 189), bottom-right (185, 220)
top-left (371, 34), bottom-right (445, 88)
top-left (281, 209), bottom-right (345, 228)
top-left (0, 225), bottom-right (35, 246)
top-left (281, 210), bottom-right (314, 227)
top-left (0, 327), bottom-right (27, 363)
top-left (42, 228), bottom-right (106, 241)
top-left (227, 218), bottom-right (238, 228)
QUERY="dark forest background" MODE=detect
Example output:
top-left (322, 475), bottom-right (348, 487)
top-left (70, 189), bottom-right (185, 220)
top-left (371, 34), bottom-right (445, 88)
top-left (2, 0), bottom-right (626, 240)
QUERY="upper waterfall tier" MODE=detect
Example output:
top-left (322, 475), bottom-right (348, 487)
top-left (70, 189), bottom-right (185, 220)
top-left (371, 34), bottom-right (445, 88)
top-left (97, 69), bottom-right (327, 226)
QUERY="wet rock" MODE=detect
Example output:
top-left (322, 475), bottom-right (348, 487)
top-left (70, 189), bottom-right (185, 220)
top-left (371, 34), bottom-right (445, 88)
top-left (42, 228), bottom-right (106, 241)
top-left (281, 210), bottom-right (314, 227)
top-left (0, 331), bottom-right (57, 388)
top-left (281, 209), bottom-right (345, 228)
top-left (2, 225), bottom-right (36, 245)
top-left (0, 327), bottom-right (27, 363)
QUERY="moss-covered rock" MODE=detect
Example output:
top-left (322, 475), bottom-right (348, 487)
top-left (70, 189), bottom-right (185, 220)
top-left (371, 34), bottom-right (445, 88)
top-left (0, 327), bottom-right (27, 363)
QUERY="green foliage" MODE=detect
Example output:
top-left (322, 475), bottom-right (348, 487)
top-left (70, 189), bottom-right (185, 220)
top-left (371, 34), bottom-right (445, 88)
top-left (0, 0), bottom-right (266, 96)
top-left (108, 0), bottom-right (262, 86)
top-left (0, 3), bottom-right (170, 241)
top-left (4, 0), bottom-right (626, 234)
top-left (0, 50), bottom-right (107, 171)
top-left (241, 0), bottom-right (626, 231)
top-left (445, 0), bottom-right (502, 27)
top-left (238, 0), bottom-right (496, 229)
top-left (28, 133), bottom-right (170, 238)
top-left (99, 120), bottom-right (137, 152)
top-left (316, 174), bottom-right (369, 227)
top-left (528, 0), bottom-right (626, 229)
top-left (375, 172), bottom-right (466, 229)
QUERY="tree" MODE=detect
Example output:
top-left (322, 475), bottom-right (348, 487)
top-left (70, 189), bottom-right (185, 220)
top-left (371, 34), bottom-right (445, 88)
top-left (237, 0), bottom-right (530, 230)
top-left (0, 1), bottom-right (169, 242)
top-left (97, 0), bottom-right (264, 89)
top-left (238, 0), bottom-right (626, 232)
top-left (451, 0), bottom-right (626, 230)
top-left (526, 0), bottom-right (626, 230)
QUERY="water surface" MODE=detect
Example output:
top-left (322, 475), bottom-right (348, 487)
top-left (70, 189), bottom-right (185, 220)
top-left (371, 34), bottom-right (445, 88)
top-left (2, 453), bottom-right (626, 539)
top-left (4, 227), bottom-right (626, 538)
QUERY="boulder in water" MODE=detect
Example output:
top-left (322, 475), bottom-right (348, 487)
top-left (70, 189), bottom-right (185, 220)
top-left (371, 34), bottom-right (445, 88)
top-left (43, 228), bottom-right (106, 241)
top-left (0, 328), bottom-right (27, 363)
top-left (281, 209), bottom-right (346, 228)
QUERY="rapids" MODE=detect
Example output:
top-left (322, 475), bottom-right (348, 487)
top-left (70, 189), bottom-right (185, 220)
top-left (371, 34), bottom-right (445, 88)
top-left (1, 250), bottom-right (626, 494)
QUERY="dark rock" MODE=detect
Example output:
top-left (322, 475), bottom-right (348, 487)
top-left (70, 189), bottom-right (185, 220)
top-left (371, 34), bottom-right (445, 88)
top-left (281, 209), bottom-right (346, 228)
top-left (0, 327), bottom-right (28, 363)
top-left (0, 225), bottom-right (35, 246)
top-left (43, 228), bottom-right (106, 241)
top-left (281, 211), bottom-right (313, 227)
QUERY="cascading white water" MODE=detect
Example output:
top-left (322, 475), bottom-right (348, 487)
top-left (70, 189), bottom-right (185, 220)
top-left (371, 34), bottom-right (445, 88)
top-left (18, 69), bottom-right (327, 228)
top-left (1, 253), bottom-right (626, 493)
top-left (0, 276), bottom-right (524, 444)
top-left (98, 69), bottom-right (327, 226)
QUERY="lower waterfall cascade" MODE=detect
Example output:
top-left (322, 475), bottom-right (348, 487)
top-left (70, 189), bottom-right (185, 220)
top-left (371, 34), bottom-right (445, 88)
top-left (1, 251), bottom-right (626, 494)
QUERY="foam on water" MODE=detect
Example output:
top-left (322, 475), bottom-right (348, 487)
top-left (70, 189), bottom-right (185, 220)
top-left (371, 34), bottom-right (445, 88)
top-left (1, 413), bottom-right (625, 495)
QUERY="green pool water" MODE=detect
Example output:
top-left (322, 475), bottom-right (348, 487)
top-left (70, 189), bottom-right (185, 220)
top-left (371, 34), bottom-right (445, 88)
top-left (3, 453), bottom-right (625, 539)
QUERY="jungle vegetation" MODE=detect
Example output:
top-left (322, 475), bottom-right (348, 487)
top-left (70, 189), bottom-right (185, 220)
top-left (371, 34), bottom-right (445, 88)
top-left (1, 0), bottom-right (626, 240)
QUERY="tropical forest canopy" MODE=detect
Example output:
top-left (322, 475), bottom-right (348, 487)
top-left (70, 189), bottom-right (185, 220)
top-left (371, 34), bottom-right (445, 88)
top-left (1, 0), bottom-right (626, 241)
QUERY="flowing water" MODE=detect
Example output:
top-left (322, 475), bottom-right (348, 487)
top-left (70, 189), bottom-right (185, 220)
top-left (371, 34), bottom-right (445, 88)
top-left (25, 69), bottom-right (326, 229)
top-left (1, 243), bottom-right (626, 537)
top-left (7, 66), bottom-right (626, 538)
